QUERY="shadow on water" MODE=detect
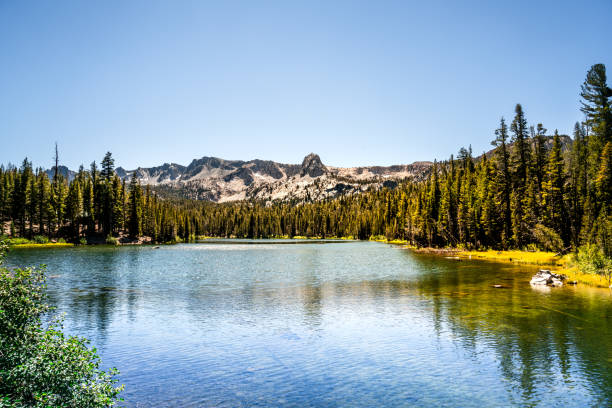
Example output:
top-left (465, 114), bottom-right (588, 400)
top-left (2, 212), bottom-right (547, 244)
top-left (405, 252), bottom-right (612, 406)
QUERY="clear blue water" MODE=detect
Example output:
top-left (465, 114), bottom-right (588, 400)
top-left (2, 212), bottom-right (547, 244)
top-left (6, 241), bottom-right (612, 407)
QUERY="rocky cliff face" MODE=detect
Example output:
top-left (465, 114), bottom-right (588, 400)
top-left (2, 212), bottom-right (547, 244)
top-left (45, 165), bottom-right (76, 182)
top-left (300, 153), bottom-right (327, 177)
top-left (116, 154), bottom-right (432, 203)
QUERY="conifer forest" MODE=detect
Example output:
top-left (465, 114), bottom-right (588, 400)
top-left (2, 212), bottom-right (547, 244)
top-left (1, 64), bottom-right (611, 256)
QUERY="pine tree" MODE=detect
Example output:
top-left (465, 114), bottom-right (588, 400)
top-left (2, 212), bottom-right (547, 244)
top-left (492, 118), bottom-right (512, 248)
top-left (100, 152), bottom-right (115, 182)
top-left (542, 131), bottom-right (567, 244)
top-left (111, 175), bottom-right (123, 234)
top-left (532, 123), bottom-right (547, 194)
top-left (568, 123), bottom-right (588, 246)
top-left (0, 168), bottom-right (6, 230)
top-left (36, 171), bottom-right (51, 236)
top-left (511, 104), bottom-right (531, 188)
top-left (596, 142), bottom-right (612, 208)
top-left (50, 174), bottom-right (67, 236)
top-left (510, 104), bottom-right (532, 246)
top-left (11, 159), bottom-right (33, 236)
top-left (478, 156), bottom-right (498, 246)
top-left (128, 173), bottom-right (143, 238)
top-left (65, 180), bottom-right (83, 238)
top-left (82, 178), bottom-right (94, 234)
top-left (580, 64), bottom-right (612, 244)
top-left (581, 64), bottom-right (612, 147)
top-left (437, 156), bottom-right (456, 244)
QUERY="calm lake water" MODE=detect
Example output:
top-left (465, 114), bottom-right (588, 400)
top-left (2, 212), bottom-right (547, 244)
top-left (6, 241), bottom-right (612, 407)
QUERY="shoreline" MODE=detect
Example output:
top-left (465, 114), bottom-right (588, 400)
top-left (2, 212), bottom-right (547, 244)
top-left (5, 235), bottom-right (359, 249)
top-left (401, 246), bottom-right (610, 289)
top-left (6, 237), bottom-right (609, 289)
top-left (8, 242), bottom-right (75, 249)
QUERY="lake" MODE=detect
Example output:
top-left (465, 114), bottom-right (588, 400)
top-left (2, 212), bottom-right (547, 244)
top-left (6, 241), bottom-right (612, 407)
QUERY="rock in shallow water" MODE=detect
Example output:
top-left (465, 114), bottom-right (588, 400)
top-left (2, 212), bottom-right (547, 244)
top-left (530, 270), bottom-right (566, 287)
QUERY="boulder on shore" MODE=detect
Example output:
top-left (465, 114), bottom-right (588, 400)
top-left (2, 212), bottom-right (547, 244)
top-left (530, 270), bottom-right (566, 287)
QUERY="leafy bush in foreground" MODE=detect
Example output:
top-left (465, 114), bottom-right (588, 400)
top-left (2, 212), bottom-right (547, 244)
top-left (0, 243), bottom-right (123, 407)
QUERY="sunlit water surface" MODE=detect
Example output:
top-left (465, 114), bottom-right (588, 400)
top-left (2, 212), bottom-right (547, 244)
top-left (6, 241), bottom-right (612, 407)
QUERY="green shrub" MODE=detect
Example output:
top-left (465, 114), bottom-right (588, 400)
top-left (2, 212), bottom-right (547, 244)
top-left (574, 244), bottom-right (612, 285)
top-left (79, 237), bottom-right (88, 245)
top-left (105, 235), bottom-right (119, 246)
top-left (532, 224), bottom-right (564, 252)
top-left (32, 235), bottom-right (49, 244)
top-left (6, 238), bottom-right (30, 246)
top-left (0, 242), bottom-right (123, 406)
top-left (57, 238), bottom-right (66, 244)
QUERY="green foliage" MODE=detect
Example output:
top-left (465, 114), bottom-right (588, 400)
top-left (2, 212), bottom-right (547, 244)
top-left (128, 173), bottom-right (143, 238)
top-left (0, 243), bottom-right (123, 406)
top-left (105, 235), bottom-right (119, 246)
top-left (574, 244), bottom-right (612, 285)
top-left (532, 224), bottom-right (564, 252)
top-left (32, 236), bottom-right (48, 244)
top-left (3, 238), bottom-right (31, 246)
top-left (580, 63), bottom-right (612, 150)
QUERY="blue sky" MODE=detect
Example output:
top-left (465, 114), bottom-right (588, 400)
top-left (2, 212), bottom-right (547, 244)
top-left (1, 0), bottom-right (611, 170)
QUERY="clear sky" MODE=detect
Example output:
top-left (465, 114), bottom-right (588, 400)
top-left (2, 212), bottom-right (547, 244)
top-left (1, 0), bottom-right (611, 170)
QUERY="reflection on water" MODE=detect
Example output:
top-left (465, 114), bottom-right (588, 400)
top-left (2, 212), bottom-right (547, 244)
top-left (6, 241), bottom-right (612, 407)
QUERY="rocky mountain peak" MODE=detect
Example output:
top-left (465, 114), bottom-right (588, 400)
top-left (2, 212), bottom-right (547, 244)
top-left (300, 153), bottom-right (327, 177)
top-left (110, 153), bottom-right (431, 203)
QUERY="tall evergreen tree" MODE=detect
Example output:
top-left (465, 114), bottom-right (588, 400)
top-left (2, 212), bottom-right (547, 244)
top-left (532, 123), bottom-right (547, 193)
top-left (581, 63), bottom-right (612, 147)
top-left (510, 104), bottom-right (532, 246)
top-left (542, 131), bottom-right (567, 244)
top-left (128, 173), bottom-right (143, 238)
top-left (492, 118), bottom-right (512, 248)
top-left (100, 152), bottom-right (115, 182)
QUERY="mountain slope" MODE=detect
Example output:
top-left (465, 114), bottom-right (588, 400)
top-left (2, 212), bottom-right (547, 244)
top-left (117, 153), bottom-right (432, 202)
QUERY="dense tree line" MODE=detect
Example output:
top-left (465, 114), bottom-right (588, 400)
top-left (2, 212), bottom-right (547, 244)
top-left (0, 150), bottom-right (183, 243)
top-left (1, 64), bottom-right (610, 255)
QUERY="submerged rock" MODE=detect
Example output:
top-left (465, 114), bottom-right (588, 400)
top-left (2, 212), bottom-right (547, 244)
top-left (530, 270), bottom-right (566, 287)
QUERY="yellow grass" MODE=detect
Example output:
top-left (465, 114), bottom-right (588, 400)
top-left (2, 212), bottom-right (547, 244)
top-left (563, 266), bottom-right (611, 288)
top-left (11, 243), bottom-right (74, 249)
top-left (453, 249), bottom-right (610, 288)
top-left (369, 236), bottom-right (410, 245)
top-left (386, 239), bottom-right (410, 245)
top-left (458, 250), bottom-right (564, 266)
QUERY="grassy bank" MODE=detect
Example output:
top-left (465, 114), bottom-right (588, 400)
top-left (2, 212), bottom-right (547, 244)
top-left (562, 266), bottom-right (611, 288)
top-left (369, 236), bottom-right (413, 246)
top-left (458, 250), bottom-right (564, 266)
top-left (10, 242), bottom-right (74, 249)
top-left (2, 236), bottom-right (74, 249)
top-left (409, 247), bottom-right (611, 289)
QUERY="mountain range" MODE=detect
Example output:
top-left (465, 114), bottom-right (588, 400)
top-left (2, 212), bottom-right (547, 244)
top-left (115, 153), bottom-right (432, 202)
top-left (40, 134), bottom-right (571, 203)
